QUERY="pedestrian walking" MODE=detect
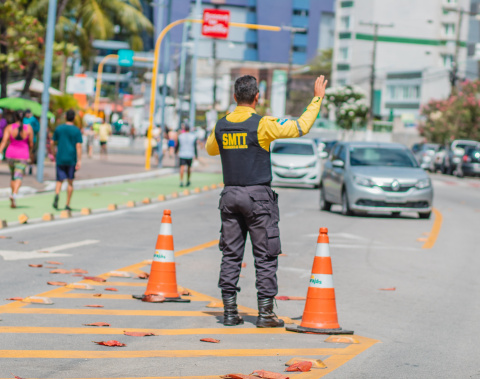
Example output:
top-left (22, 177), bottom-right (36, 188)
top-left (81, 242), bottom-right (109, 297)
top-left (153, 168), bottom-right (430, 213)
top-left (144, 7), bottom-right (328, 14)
top-left (23, 109), bottom-right (40, 175)
top-left (175, 125), bottom-right (197, 187)
top-left (206, 75), bottom-right (328, 327)
top-left (98, 118), bottom-right (112, 158)
top-left (167, 128), bottom-right (177, 158)
top-left (84, 124), bottom-right (95, 158)
top-left (0, 110), bottom-right (34, 208)
top-left (52, 109), bottom-right (83, 211)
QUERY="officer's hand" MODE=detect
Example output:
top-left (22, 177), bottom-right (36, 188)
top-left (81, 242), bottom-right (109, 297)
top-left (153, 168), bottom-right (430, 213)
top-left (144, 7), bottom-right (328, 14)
top-left (314, 75), bottom-right (328, 98)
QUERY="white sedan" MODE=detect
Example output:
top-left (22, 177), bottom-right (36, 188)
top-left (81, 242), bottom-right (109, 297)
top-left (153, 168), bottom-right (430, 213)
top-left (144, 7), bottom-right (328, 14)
top-left (271, 139), bottom-right (321, 188)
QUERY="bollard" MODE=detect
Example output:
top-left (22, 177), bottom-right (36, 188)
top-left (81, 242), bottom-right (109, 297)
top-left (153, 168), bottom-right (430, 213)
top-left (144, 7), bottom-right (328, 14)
top-left (42, 213), bottom-right (55, 221)
top-left (80, 208), bottom-right (92, 216)
top-left (18, 214), bottom-right (29, 224)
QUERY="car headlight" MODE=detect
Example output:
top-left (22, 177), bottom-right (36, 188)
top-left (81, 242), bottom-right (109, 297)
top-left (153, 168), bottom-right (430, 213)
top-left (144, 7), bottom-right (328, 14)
top-left (304, 161), bottom-right (317, 168)
top-left (353, 175), bottom-right (375, 187)
top-left (415, 178), bottom-right (431, 189)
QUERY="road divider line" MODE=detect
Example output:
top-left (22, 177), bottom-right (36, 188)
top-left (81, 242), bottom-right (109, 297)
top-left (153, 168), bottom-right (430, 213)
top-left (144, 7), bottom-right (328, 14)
top-left (0, 347), bottom-right (351, 359)
top-left (422, 208), bottom-right (443, 249)
top-left (0, 308), bottom-right (258, 317)
top-left (175, 240), bottom-right (218, 257)
top-left (0, 326), bottom-right (289, 336)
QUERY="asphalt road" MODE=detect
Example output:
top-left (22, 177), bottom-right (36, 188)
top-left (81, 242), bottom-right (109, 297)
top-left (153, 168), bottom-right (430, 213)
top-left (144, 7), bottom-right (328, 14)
top-left (0, 173), bottom-right (479, 378)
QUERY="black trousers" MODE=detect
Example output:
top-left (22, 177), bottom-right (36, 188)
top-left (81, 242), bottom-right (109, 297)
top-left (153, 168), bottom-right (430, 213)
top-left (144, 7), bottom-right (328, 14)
top-left (218, 185), bottom-right (281, 299)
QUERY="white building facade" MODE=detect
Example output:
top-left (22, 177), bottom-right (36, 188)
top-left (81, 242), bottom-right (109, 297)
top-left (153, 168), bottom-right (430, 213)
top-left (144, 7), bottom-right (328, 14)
top-left (332, 0), bottom-right (471, 120)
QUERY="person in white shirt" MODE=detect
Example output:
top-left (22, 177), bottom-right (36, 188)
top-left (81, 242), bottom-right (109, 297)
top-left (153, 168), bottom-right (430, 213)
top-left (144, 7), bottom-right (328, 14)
top-left (175, 125), bottom-right (197, 187)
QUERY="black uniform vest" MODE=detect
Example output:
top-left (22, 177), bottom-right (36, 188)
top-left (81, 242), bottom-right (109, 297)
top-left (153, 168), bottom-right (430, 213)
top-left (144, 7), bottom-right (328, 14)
top-left (215, 113), bottom-right (272, 186)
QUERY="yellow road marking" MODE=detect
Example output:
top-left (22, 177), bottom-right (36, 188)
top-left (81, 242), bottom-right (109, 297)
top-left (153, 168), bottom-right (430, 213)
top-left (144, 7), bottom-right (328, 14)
top-left (295, 335), bottom-right (380, 378)
top-left (175, 240), bottom-right (218, 257)
top-left (49, 291), bottom-right (206, 302)
top-left (0, 326), bottom-right (288, 336)
top-left (422, 208), bottom-right (443, 249)
top-left (0, 347), bottom-right (351, 359)
top-left (0, 377), bottom-right (220, 379)
top-left (0, 308), bottom-right (257, 317)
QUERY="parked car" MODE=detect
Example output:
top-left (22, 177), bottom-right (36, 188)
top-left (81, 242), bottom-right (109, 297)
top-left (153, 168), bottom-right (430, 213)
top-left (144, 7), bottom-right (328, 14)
top-left (458, 147), bottom-right (480, 177)
top-left (430, 145), bottom-right (446, 172)
top-left (320, 142), bottom-right (433, 219)
top-left (412, 143), bottom-right (440, 171)
top-left (271, 138), bottom-right (321, 188)
top-left (441, 140), bottom-right (480, 175)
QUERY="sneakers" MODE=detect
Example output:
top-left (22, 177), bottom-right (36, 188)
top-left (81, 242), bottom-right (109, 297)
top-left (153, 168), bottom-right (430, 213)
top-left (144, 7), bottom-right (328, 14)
top-left (9, 195), bottom-right (16, 209)
top-left (53, 195), bottom-right (59, 210)
top-left (186, 181), bottom-right (191, 187)
top-left (179, 183), bottom-right (184, 187)
top-left (65, 205), bottom-right (72, 211)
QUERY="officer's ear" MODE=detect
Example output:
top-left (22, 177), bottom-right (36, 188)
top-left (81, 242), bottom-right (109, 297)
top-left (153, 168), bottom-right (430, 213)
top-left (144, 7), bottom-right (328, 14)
top-left (234, 94), bottom-right (238, 103)
top-left (255, 93), bottom-right (259, 102)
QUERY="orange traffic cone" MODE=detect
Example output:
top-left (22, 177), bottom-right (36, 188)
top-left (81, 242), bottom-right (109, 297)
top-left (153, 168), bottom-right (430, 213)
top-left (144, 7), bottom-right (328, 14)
top-left (141, 210), bottom-right (190, 303)
top-left (286, 228), bottom-right (352, 335)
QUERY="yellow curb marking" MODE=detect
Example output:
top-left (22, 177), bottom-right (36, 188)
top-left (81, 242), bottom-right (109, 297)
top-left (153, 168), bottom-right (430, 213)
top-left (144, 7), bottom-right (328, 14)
top-left (422, 208), bottom-right (443, 249)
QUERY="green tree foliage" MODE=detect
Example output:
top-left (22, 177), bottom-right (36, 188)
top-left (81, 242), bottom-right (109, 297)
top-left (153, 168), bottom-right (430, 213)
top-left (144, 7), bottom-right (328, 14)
top-left (420, 80), bottom-right (480, 143)
top-left (324, 85), bottom-right (369, 130)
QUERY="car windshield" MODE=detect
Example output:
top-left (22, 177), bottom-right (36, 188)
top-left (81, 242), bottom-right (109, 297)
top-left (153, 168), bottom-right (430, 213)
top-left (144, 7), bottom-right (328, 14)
top-left (350, 147), bottom-right (418, 167)
top-left (272, 142), bottom-right (314, 155)
top-left (456, 143), bottom-right (478, 150)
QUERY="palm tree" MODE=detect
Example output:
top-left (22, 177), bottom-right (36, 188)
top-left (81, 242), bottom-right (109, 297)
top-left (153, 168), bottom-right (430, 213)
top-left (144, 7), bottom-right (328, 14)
top-left (24, 0), bottom-right (153, 93)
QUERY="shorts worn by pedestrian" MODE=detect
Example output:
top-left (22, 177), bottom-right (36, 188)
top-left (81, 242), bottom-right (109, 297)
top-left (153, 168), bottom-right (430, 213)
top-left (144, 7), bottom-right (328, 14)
top-left (206, 75), bottom-right (328, 327)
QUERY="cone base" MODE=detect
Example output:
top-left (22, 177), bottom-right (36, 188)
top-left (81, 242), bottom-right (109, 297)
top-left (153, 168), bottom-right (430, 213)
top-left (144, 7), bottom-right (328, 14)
top-left (164, 297), bottom-right (191, 303)
top-left (286, 324), bottom-right (354, 335)
top-left (132, 294), bottom-right (191, 303)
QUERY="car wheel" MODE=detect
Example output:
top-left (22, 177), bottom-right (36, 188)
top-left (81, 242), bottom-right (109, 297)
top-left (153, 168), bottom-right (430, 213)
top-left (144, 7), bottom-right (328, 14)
top-left (391, 212), bottom-right (401, 217)
top-left (319, 186), bottom-right (331, 211)
top-left (341, 190), bottom-right (353, 216)
top-left (418, 212), bottom-right (431, 219)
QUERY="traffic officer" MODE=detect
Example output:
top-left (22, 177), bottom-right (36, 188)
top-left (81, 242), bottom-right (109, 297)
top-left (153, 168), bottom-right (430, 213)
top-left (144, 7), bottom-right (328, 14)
top-left (206, 75), bottom-right (328, 327)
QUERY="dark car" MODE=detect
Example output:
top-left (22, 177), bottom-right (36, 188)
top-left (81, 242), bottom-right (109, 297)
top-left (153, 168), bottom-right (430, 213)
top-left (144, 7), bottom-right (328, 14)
top-left (458, 147), bottom-right (480, 177)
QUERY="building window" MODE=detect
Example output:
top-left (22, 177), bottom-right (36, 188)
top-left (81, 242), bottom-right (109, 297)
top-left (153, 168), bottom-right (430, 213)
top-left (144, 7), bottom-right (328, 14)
top-left (246, 43), bottom-right (258, 50)
top-left (341, 1), bottom-right (354, 8)
top-left (339, 47), bottom-right (349, 61)
top-left (442, 23), bottom-right (455, 36)
top-left (293, 9), bottom-right (309, 17)
top-left (387, 85), bottom-right (421, 100)
top-left (293, 46), bottom-right (307, 53)
top-left (442, 54), bottom-right (454, 67)
top-left (340, 15), bottom-right (351, 30)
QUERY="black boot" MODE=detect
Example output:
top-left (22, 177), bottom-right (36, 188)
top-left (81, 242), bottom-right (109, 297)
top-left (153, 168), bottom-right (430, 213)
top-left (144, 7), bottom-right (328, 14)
top-left (256, 298), bottom-right (285, 328)
top-left (222, 294), bottom-right (244, 326)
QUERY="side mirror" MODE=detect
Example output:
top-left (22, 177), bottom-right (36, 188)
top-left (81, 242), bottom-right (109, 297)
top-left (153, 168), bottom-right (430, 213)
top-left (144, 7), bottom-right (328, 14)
top-left (332, 160), bottom-right (345, 168)
top-left (320, 151), bottom-right (328, 158)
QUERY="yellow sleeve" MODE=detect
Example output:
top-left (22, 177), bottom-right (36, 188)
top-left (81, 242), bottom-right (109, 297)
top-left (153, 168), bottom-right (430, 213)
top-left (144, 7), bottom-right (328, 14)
top-left (257, 96), bottom-right (323, 151)
top-left (206, 126), bottom-right (220, 156)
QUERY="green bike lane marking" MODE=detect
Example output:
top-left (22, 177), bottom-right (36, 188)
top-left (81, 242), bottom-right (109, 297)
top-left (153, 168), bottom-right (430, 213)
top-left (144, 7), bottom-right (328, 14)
top-left (0, 173), bottom-right (222, 223)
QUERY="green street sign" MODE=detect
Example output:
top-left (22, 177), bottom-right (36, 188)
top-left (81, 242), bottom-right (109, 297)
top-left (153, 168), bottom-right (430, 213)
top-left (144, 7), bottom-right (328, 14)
top-left (118, 49), bottom-right (134, 67)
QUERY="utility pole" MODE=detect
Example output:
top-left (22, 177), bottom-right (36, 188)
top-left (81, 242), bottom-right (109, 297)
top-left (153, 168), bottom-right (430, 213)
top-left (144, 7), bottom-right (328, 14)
top-left (283, 26), bottom-right (306, 100)
top-left (189, 0), bottom-right (202, 128)
top-left (36, 0), bottom-right (57, 183)
top-left (211, 3), bottom-right (219, 109)
top-left (177, 21), bottom-right (190, 130)
top-left (160, 0), bottom-right (172, 133)
top-left (359, 21), bottom-right (393, 132)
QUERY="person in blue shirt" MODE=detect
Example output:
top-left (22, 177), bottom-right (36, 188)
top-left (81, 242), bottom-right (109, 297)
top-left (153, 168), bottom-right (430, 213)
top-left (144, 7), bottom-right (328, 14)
top-left (52, 109), bottom-right (83, 211)
top-left (23, 109), bottom-right (40, 174)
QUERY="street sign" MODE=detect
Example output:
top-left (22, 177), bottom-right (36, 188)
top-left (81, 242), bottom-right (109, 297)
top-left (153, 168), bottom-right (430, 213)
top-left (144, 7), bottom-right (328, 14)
top-left (202, 9), bottom-right (230, 39)
top-left (66, 75), bottom-right (95, 95)
top-left (118, 49), bottom-right (134, 67)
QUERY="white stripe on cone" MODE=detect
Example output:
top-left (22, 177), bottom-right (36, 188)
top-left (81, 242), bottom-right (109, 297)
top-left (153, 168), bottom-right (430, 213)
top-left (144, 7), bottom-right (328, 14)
top-left (153, 249), bottom-right (175, 262)
top-left (309, 273), bottom-right (334, 288)
top-left (314, 243), bottom-right (330, 257)
top-left (159, 223), bottom-right (172, 235)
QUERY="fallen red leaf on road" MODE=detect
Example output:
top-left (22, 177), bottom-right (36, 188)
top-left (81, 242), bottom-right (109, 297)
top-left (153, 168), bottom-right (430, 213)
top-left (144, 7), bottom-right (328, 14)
top-left (105, 287), bottom-right (118, 291)
top-left (221, 375), bottom-right (258, 379)
top-left (14, 376), bottom-right (25, 379)
top-left (72, 274), bottom-right (83, 277)
top-left (45, 261), bottom-right (62, 265)
top-left (85, 304), bottom-right (104, 308)
top-left (379, 287), bottom-right (396, 291)
top-left (84, 322), bottom-right (110, 327)
top-left (93, 294), bottom-right (102, 297)
top-left (241, 262), bottom-right (247, 268)
top-left (275, 296), bottom-right (306, 301)
top-left (47, 281), bottom-right (67, 286)
top-left (136, 272), bottom-right (149, 279)
top-left (6, 297), bottom-right (23, 301)
top-left (44, 266), bottom-right (57, 269)
top-left (29, 264), bottom-right (43, 268)
top-left (84, 276), bottom-right (106, 282)
top-left (285, 361), bottom-right (312, 372)
top-left (200, 338), bottom-right (220, 343)
top-left (123, 331), bottom-right (156, 337)
top-left (38, 250), bottom-right (49, 253)
top-left (251, 370), bottom-right (289, 379)
top-left (50, 269), bottom-right (71, 274)
top-left (94, 340), bottom-right (126, 347)
top-left (18, 241), bottom-right (28, 244)
top-left (180, 289), bottom-right (190, 296)
top-left (71, 269), bottom-right (88, 273)
top-left (0, 236), bottom-right (12, 239)
top-left (279, 253), bottom-right (287, 257)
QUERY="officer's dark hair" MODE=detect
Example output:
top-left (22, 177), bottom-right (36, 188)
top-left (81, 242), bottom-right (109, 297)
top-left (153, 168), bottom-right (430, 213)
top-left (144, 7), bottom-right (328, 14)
top-left (184, 125), bottom-right (190, 132)
top-left (234, 75), bottom-right (259, 104)
top-left (66, 109), bottom-right (75, 122)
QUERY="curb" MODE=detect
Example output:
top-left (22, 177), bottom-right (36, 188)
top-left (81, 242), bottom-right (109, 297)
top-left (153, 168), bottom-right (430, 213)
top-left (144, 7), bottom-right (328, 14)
top-left (0, 183), bottom-right (225, 229)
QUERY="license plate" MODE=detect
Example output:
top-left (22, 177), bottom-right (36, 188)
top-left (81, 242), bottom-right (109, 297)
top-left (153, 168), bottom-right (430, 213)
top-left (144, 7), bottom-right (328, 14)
top-left (385, 196), bottom-right (406, 203)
